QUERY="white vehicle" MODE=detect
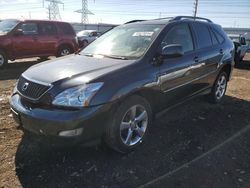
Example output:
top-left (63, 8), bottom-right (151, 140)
top-left (77, 30), bottom-right (100, 47)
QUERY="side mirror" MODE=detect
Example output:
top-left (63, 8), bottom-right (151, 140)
top-left (14, 29), bottom-right (23, 36)
top-left (161, 44), bottom-right (184, 58)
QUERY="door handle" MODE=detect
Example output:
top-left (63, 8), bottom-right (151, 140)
top-left (194, 56), bottom-right (199, 63)
top-left (189, 62), bottom-right (205, 70)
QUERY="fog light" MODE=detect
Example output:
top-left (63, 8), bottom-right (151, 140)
top-left (58, 128), bottom-right (83, 137)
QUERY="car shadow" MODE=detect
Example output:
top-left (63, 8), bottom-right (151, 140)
top-left (0, 59), bottom-right (47, 80)
top-left (235, 59), bottom-right (250, 70)
top-left (15, 95), bottom-right (250, 188)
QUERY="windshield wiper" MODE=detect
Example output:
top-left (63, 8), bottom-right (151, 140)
top-left (82, 53), bottom-right (128, 60)
top-left (82, 53), bottom-right (94, 57)
top-left (97, 54), bottom-right (128, 60)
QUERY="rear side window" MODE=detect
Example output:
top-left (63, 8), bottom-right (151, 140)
top-left (58, 23), bottom-right (75, 35)
top-left (193, 23), bottom-right (212, 49)
top-left (39, 23), bottom-right (57, 35)
top-left (161, 24), bottom-right (194, 53)
top-left (212, 28), bottom-right (225, 44)
top-left (209, 29), bottom-right (219, 45)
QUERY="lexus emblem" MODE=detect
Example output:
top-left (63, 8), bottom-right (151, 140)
top-left (22, 82), bottom-right (29, 91)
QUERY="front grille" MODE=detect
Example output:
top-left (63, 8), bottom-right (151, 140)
top-left (17, 76), bottom-right (51, 100)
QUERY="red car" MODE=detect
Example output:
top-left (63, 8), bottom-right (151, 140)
top-left (0, 19), bottom-right (79, 68)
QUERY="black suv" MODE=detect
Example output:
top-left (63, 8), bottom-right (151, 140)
top-left (10, 16), bottom-right (234, 153)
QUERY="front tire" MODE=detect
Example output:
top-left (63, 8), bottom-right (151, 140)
top-left (0, 50), bottom-right (8, 68)
top-left (208, 71), bottom-right (228, 103)
top-left (82, 40), bottom-right (88, 48)
top-left (104, 95), bottom-right (152, 153)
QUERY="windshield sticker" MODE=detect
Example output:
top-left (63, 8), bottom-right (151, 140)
top-left (132, 32), bottom-right (154, 37)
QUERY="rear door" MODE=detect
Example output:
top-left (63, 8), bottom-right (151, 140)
top-left (36, 22), bottom-right (58, 55)
top-left (12, 22), bottom-right (39, 58)
top-left (159, 23), bottom-right (197, 105)
top-left (189, 22), bottom-right (223, 89)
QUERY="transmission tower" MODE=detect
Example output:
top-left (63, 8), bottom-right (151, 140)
top-left (75, 0), bottom-right (94, 24)
top-left (45, 0), bottom-right (64, 20)
top-left (193, 0), bottom-right (199, 17)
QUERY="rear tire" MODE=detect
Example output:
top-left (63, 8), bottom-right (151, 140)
top-left (104, 95), bottom-right (152, 153)
top-left (208, 71), bottom-right (228, 104)
top-left (0, 50), bottom-right (8, 68)
top-left (57, 45), bottom-right (72, 57)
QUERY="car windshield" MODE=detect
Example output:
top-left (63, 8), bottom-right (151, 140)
top-left (0, 20), bottom-right (19, 33)
top-left (80, 24), bottom-right (164, 59)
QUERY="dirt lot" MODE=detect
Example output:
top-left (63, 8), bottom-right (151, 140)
top-left (0, 54), bottom-right (250, 188)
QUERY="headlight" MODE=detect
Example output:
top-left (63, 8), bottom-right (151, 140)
top-left (52, 83), bottom-right (103, 107)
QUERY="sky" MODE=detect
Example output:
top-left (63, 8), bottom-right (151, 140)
top-left (0, 0), bottom-right (250, 28)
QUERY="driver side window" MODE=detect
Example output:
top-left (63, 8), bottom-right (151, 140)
top-left (161, 24), bottom-right (194, 53)
top-left (20, 23), bottom-right (38, 35)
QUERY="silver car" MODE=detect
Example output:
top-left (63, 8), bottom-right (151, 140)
top-left (77, 30), bottom-right (101, 48)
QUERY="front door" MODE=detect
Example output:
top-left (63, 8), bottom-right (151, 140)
top-left (12, 22), bottom-right (39, 58)
top-left (158, 23), bottom-right (196, 106)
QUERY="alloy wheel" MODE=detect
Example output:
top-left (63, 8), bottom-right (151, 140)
top-left (60, 49), bottom-right (70, 56)
top-left (120, 105), bottom-right (148, 146)
top-left (215, 74), bottom-right (227, 100)
top-left (0, 54), bottom-right (4, 66)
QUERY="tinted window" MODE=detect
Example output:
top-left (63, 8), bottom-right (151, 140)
top-left (91, 32), bottom-right (98, 37)
top-left (39, 23), bottom-right (57, 35)
top-left (161, 24), bottom-right (194, 53)
top-left (210, 29), bottom-right (219, 45)
top-left (212, 28), bottom-right (225, 44)
top-left (193, 23), bottom-right (212, 49)
top-left (58, 23), bottom-right (74, 35)
top-left (20, 23), bottom-right (38, 35)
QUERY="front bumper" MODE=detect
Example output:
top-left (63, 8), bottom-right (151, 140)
top-left (10, 94), bottom-right (112, 145)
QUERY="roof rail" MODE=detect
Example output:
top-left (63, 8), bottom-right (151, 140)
top-left (172, 16), bottom-right (212, 23)
top-left (153, 17), bottom-right (173, 21)
top-left (125, 20), bottom-right (146, 24)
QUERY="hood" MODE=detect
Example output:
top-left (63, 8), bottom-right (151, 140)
top-left (22, 54), bottom-right (135, 84)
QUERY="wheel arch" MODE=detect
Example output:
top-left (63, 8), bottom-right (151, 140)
top-left (220, 63), bottom-right (233, 80)
top-left (57, 43), bottom-right (74, 53)
top-left (109, 87), bottom-right (164, 118)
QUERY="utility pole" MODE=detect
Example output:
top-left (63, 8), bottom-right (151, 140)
top-left (193, 0), bottom-right (198, 17)
top-left (44, 0), bottom-right (64, 21)
top-left (75, 0), bottom-right (94, 24)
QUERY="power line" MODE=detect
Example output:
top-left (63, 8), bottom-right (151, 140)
top-left (193, 0), bottom-right (198, 17)
top-left (44, 0), bottom-right (64, 20)
top-left (75, 0), bottom-right (94, 24)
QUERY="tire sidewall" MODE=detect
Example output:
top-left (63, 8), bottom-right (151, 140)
top-left (106, 96), bottom-right (152, 153)
top-left (57, 46), bottom-right (71, 57)
top-left (0, 50), bottom-right (7, 68)
top-left (211, 72), bottom-right (228, 103)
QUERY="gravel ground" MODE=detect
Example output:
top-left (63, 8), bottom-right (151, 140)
top-left (0, 54), bottom-right (250, 188)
